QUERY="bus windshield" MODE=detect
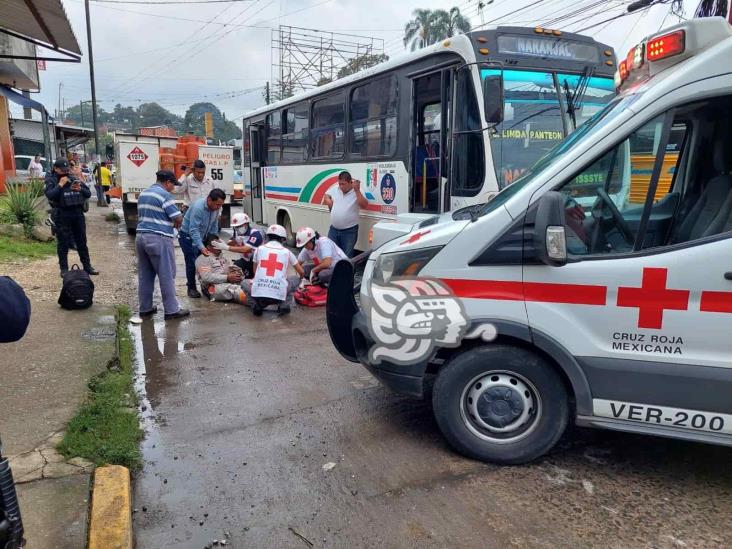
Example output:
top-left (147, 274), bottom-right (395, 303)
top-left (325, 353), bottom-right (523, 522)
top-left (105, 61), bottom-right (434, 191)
top-left (471, 90), bottom-right (640, 219)
top-left (483, 69), bottom-right (615, 189)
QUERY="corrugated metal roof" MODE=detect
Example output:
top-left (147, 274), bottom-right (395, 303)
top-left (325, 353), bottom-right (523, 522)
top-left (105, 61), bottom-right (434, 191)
top-left (0, 0), bottom-right (81, 56)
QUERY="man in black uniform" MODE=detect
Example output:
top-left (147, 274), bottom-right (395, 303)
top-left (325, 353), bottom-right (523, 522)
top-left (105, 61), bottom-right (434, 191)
top-left (44, 158), bottom-right (99, 277)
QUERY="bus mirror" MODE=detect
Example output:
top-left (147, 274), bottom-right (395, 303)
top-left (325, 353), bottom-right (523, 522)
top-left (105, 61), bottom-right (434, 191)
top-left (483, 75), bottom-right (504, 126)
top-left (533, 191), bottom-right (567, 267)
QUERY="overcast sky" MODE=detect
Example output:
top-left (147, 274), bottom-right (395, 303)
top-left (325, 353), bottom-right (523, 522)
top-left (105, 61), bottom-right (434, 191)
top-left (12, 0), bottom-right (693, 123)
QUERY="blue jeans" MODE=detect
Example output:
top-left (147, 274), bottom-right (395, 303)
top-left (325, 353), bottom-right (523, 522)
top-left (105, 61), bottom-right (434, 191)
top-left (178, 232), bottom-right (200, 290)
top-left (328, 224), bottom-right (358, 257)
top-left (136, 232), bottom-right (179, 314)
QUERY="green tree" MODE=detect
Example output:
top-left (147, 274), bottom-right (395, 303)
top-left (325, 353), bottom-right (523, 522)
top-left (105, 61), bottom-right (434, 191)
top-left (403, 7), bottom-right (471, 51)
top-left (112, 103), bottom-right (138, 128)
top-left (136, 102), bottom-right (182, 129)
top-left (336, 53), bottom-right (389, 79)
top-left (63, 102), bottom-right (107, 127)
top-left (183, 102), bottom-right (240, 141)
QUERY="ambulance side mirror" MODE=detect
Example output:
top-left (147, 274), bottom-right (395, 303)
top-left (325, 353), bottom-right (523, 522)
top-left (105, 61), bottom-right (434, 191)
top-left (534, 191), bottom-right (567, 267)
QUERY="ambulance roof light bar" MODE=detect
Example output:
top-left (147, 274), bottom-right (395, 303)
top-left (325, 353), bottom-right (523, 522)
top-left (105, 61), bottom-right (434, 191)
top-left (614, 17), bottom-right (732, 91)
top-left (646, 30), bottom-right (685, 62)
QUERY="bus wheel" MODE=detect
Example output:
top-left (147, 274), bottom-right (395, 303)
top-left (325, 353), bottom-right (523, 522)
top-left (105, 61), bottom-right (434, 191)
top-left (280, 212), bottom-right (296, 247)
top-left (432, 345), bottom-right (568, 464)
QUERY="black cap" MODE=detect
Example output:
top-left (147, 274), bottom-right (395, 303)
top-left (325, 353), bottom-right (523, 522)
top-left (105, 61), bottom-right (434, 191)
top-left (156, 169), bottom-right (180, 185)
top-left (54, 158), bottom-right (69, 171)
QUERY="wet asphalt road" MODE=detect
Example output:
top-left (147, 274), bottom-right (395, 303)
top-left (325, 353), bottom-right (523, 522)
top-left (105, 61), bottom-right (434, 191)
top-left (128, 246), bottom-right (732, 548)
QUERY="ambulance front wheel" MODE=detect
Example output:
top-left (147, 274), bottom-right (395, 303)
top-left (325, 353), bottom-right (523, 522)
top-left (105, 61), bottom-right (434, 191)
top-left (432, 345), bottom-right (569, 465)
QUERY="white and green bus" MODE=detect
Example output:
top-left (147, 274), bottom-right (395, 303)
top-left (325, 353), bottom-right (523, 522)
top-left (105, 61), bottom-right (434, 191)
top-left (241, 26), bottom-right (617, 249)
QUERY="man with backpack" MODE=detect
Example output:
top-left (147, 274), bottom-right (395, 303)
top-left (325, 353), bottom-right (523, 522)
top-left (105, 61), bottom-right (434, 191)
top-left (242, 224), bottom-right (304, 316)
top-left (295, 226), bottom-right (347, 285)
top-left (44, 158), bottom-right (98, 277)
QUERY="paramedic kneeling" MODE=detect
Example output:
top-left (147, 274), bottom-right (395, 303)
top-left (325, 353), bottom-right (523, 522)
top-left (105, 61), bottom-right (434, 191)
top-left (195, 234), bottom-right (246, 304)
top-left (295, 226), bottom-right (347, 285)
top-left (226, 212), bottom-right (263, 278)
top-left (242, 224), bottom-right (304, 316)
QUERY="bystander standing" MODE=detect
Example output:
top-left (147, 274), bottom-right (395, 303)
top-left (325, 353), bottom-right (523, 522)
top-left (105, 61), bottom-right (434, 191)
top-left (323, 170), bottom-right (368, 257)
top-left (174, 159), bottom-right (213, 205)
top-left (135, 170), bottom-right (189, 320)
top-left (44, 158), bottom-right (98, 277)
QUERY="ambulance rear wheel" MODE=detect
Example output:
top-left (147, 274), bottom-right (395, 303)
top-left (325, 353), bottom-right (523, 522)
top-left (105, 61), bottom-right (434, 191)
top-left (432, 345), bottom-right (568, 465)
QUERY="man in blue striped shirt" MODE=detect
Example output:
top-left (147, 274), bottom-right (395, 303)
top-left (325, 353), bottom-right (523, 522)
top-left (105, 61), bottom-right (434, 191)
top-left (136, 170), bottom-right (190, 320)
top-left (178, 188), bottom-right (226, 298)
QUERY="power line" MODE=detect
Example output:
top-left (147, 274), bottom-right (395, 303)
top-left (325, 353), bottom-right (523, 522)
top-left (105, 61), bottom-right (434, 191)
top-left (91, 0), bottom-right (254, 4)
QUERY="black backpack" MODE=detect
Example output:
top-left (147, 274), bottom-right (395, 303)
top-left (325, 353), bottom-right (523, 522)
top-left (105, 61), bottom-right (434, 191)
top-left (58, 265), bottom-right (94, 310)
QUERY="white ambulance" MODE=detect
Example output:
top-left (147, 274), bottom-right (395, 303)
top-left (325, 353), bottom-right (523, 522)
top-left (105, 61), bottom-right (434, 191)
top-left (327, 18), bottom-right (732, 464)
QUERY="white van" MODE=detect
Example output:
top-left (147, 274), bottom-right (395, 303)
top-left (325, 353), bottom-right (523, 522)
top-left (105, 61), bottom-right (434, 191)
top-left (327, 18), bottom-right (732, 464)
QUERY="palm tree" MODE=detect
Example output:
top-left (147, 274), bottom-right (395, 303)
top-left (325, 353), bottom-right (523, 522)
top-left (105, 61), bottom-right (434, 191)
top-left (445, 7), bottom-right (471, 37)
top-left (403, 7), bottom-right (472, 51)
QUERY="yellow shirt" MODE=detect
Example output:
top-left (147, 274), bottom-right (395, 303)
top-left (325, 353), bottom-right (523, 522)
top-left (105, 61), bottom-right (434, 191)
top-left (100, 166), bottom-right (112, 187)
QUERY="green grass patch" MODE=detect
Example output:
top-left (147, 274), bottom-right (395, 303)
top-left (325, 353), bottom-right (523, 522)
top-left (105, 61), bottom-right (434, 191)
top-left (105, 212), bottom-right (120, 222)
top-left (0, 236), bottom-right (56, 263)
top-left (58, 305), bottom-right (143, 470)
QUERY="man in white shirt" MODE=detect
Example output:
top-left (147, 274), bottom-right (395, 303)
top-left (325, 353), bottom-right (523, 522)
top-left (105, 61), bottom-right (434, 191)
top-left (295, 226), bottom-right (347, 285)
top-left (242, 224), bottom-right (304, 316)
top-left (323, 170), bottom-right (368, 257)
top-left (28, 155), bottom-right (44, 178)
top-left (173, 159), bottom-right (213, 205)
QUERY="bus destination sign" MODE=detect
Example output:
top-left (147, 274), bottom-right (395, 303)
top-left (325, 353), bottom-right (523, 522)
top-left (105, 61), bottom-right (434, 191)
top-left (497, 35), bottom-right (599, 63)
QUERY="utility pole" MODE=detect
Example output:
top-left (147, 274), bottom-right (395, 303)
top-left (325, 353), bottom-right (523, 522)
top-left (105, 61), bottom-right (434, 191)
top-left (57, 82), bottom-right (62, 120)
top-left (265, 81), bottom-right (270, 105)
top-left (84, 0), bottom-right (106, 206)
top-left (80, 100), bottom-right (88, 161)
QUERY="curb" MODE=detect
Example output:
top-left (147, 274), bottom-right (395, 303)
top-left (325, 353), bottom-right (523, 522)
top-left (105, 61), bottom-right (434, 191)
top-left (88, 465), bottom-right (132, 549)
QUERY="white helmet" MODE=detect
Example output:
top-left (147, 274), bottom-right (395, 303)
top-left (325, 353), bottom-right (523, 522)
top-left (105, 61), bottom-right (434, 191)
top-left (295, 226), bottom-right (316, 248)
top-left (231, 212), bottom-right (250, 227)
top-left (266, 224), bottom-right (287, 239)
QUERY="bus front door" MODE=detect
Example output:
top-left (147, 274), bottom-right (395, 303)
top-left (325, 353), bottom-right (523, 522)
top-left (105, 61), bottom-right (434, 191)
top-left (249, 123), bottom-right (265, 224)
top-left (409, 67), bottom-right (453, 214)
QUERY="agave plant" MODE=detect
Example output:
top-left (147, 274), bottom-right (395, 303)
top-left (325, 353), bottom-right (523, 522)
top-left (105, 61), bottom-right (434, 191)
top-left (2, 179), bottom-right (45, 238)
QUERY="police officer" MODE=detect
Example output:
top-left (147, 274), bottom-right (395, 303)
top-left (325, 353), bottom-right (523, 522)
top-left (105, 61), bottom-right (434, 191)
top-left (44, 158), bottom-right (99, 277)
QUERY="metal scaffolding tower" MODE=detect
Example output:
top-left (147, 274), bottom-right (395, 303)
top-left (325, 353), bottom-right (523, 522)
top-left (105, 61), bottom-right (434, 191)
top-left (271, 26), bottom-right (385, 98)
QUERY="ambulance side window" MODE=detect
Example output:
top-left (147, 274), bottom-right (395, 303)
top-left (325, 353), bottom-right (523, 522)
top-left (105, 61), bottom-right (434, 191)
top-left (556, 115), bottom-right (675, 256)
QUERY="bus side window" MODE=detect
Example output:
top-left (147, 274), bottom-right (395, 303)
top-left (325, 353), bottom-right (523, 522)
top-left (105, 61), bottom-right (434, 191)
top-left (267, 112), bottom-right (281, 165)
top-left (282, 103), bottom-right (309, 164)
top-left (311, 93), bottom-right (345, 159)
top-left (349, 75), bottom-right (398, 159)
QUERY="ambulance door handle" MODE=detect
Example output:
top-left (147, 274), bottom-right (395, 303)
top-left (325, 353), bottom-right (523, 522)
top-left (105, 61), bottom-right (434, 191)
top-left (725, 272), bottom-right (732, 281)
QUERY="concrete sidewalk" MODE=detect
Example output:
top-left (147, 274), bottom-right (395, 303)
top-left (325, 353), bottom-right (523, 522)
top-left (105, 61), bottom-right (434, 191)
top-left (1, 203), bottom-right (137, 548)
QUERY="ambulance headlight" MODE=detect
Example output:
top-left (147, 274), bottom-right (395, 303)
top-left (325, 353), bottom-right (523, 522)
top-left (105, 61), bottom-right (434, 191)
top-left (372, 246), bottom-right (442, 284)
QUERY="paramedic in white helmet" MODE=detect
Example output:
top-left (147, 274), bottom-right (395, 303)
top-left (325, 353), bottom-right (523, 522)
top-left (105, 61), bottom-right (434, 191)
top-left (242, 224), bottom-right (304, 316)
top-left (215, 212), bottom-right (263, 278)
top-left (295, 226), bottom-right (347, 285)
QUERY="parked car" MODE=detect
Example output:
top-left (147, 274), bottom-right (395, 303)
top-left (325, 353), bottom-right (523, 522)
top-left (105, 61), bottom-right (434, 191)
top-left (14, 155), bottom-right (48, 179)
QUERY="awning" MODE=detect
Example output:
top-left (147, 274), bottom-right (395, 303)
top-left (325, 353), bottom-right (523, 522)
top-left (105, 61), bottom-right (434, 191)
top-left (0, 84), bottom-right (50, 117)
top-left (0, 0), bottom-right (81, 62)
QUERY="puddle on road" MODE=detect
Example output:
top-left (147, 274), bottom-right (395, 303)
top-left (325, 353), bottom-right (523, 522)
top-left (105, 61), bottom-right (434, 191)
top-left (131, 317), bottom-right (193, 463)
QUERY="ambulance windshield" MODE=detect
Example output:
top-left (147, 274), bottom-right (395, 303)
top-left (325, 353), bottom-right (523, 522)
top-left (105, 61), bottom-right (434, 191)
top-left (475, 91), bottom-right (641, 218)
